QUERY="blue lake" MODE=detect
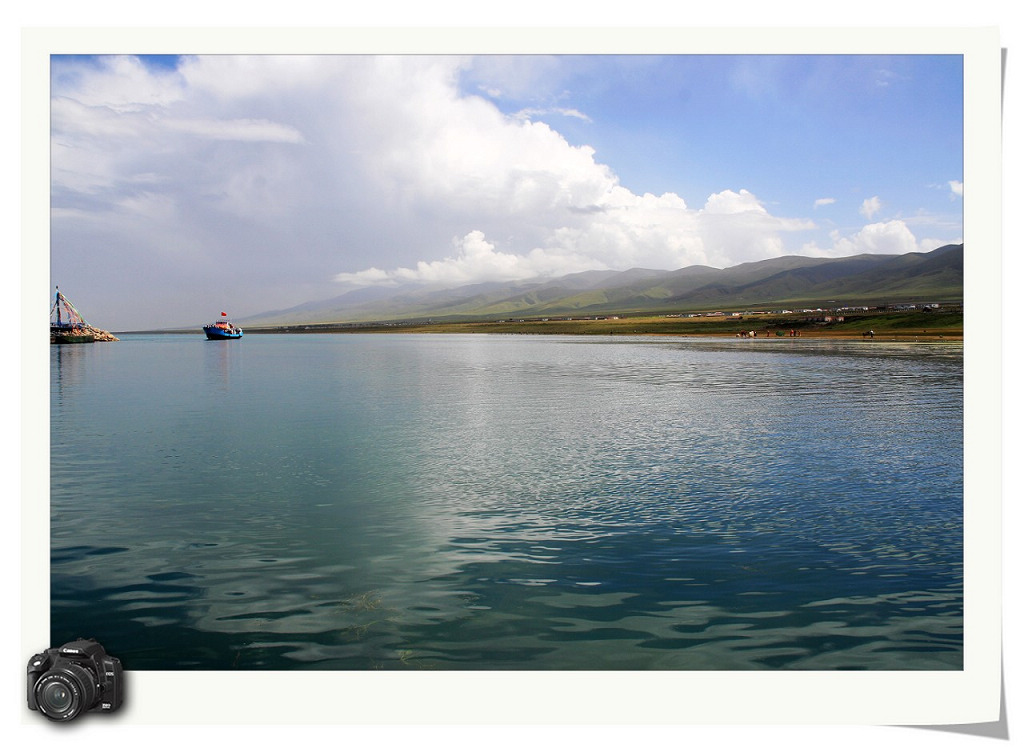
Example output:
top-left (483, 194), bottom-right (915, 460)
top-left (50, 333), bottom-right (963, 670)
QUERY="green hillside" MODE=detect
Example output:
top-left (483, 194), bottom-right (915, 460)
top-left (240, 244), bottom-right (963, 327)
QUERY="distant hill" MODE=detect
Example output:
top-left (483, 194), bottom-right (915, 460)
top-left (239, 244), bottom-right (963, 327)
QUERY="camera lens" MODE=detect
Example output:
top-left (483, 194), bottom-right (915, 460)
top-left (33, 664), bottom-right (97, 722)
top-left (39, 681), bottom-right (74, 713)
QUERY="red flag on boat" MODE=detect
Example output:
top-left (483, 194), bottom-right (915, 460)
top-left (221, 312), bottom-right (227, 317)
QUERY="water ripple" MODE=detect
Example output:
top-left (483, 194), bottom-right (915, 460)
top-left (50, 335), bottom-right (962, 670)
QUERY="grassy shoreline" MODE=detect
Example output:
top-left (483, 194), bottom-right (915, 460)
top-left (231, 309), bottom-right (963, 341)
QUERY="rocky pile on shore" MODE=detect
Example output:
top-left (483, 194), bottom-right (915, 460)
top-left (83, 325), bottom-right (119, 341)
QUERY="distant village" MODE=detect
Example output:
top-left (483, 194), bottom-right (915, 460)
top-left (254, 301), bottom-right (959, 334)
top-left (493, 302), bottom-right (949, 325)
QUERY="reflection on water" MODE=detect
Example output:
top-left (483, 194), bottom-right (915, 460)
top-left (51, 335), bottom-right (963, 670)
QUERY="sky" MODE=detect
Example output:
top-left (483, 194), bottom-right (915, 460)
top-left (48, 53), bottom-right (965, 330)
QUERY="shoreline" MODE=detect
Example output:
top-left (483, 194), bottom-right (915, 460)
top-left (235, 311), bottom-right (964, 341)
top-left (123, 327), bottom-right (963, 342)
top-left (120, 308), bottom-right (964, 341)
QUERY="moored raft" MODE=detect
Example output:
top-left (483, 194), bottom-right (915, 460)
top-left (51, 326), bottom-right (94, 344)
top-left (50, 287), bottom-right (119, 343)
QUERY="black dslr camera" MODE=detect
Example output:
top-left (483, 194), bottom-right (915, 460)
top-left (27, 639), bottom-right (123, 722)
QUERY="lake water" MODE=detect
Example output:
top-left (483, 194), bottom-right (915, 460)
top-left (50, 333), bottom-right (963, 670)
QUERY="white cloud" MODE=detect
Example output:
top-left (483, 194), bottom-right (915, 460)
top-left (341, 231), bottom-right (509, 285)
top-left (917, 235), bottom-right (964, 251)
top-left (874, 69), bottom-right (895, 87)
top-left (304, 60), bottom-right (820, 282)
top-left (872, 68), bottom-right (908, 88)
top-left (163, 117), bottom-right (305, 143)
top-left (514, 107), bottom-right (593, 122)
top-left (695, 190), bottom-right (815, 266)
top-left (337, 187), bottom-right (820, 286)
top-left (948, 179), bottom-right (963, 198)
top-left (799, 219), bottom-right (925, 258)
top-left (860, 196), bottom-right (882, 220)
top-left (333, 267), bottom-right (400, 287)
top-left (814, 197), bottom-right (836, 208)
top-left (702, 188), bottom-right (767, 215)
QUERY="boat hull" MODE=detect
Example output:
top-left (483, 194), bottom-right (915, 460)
top-left (203, 326), bottom-right (243, 340)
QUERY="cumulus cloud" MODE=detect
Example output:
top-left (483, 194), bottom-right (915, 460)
top-left (948, 179), bottom-right (964, 198)
top-left (831, 220), bottom-right (919, 255)
top-left (337, 230), bottom-right (607, 287)
top-left (860, 196), bottom-right (882, 220)
top-left (695, 189), bottom-right (814, 267)
top-left (337, 187), bottom-right (819, 286)
top-left (800, 219), bottom-right (936, 258)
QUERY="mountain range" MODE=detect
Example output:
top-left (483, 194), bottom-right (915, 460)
top-left (238, 243), bottom-right (964, 327)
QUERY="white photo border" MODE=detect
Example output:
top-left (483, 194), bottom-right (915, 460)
top-left (21, 25), bottom-right (1003, 725)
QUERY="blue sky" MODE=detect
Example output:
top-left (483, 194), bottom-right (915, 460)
top-left (49, 53), bottom-right (964, 330)
top-left (461, 55), bottom-right (963, 224)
